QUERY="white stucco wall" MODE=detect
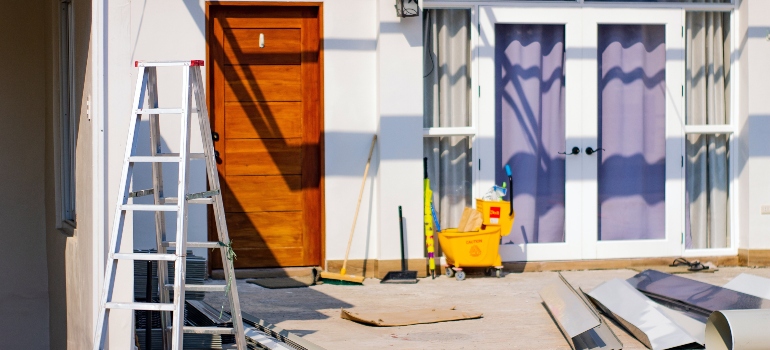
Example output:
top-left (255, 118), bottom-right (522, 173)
top-left (376, 0), bottom-right (425, 260)
top-left (323, 0), bottom-right (380, 262)
top-left (746, 0), bottom-right (770, 249)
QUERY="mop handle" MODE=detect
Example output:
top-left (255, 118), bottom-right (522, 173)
top-left (505, 165), bottom-right (513, 216)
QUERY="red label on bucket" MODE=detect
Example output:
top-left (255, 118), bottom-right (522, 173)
top-left (490, 207), bottom-right (500, 224)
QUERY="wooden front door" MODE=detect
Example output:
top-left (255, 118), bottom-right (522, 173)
top-left (208, 4), bottom-right (322, 269)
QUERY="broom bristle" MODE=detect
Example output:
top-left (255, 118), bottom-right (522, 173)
top-left (319, 271), bottom-right (365, 285)
top-left (320, 278), bottom-right (364, 286)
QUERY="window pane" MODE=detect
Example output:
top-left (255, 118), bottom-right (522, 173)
top-left (60, 0), bottom-right (76, 223)
top-left (686, 11), bottom-right (731, 125)
top-left (424, 137), bottom-right (473, 235)
top-left (423, 9), bottom-right (471, 128)
top-left (496, 24), bottom-right (566, 244)
top-left (686, 134), bottom-right (730, 248)
top-left (597, 24), bottom-right (666, 241)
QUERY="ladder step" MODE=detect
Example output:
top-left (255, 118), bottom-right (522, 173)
top-left (135, 108), bottom-right (184, 114)
top-left (135, 60), bottom-right (204, 67)
top-left (181, 326), bottom-right (236, 335)
top-left (113, 253), bottom-right (177, 261)
top-left (164, 284), bottom-right (227, 292)
top-left (163, 241), bottom-right (221, 249)
top-left (128, 153), bottom-right (205, 163)
top-left (129, 155), bottom-right (181, 163)
top-left (164, 197), bottom-right (214, 205)
top-left (106, 302), bottom-right (175, 311)
top-left (121, 204), bottom-right (178, 212)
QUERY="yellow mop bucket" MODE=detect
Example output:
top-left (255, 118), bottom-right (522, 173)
top-left (438, 199), bottom-right (514, 280)
top-left (438, 227), bottom-right (504, 269)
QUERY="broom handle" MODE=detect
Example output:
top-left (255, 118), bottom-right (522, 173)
top-left (341, 135), bottom-right (377, 275)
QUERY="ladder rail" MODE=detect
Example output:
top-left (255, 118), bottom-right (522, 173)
top-left (169, 66), bottom-right (194, 350)
top-left (147, 66), bottom-right (173, 348)
top-left (93, 67), bottom-right (149, 350)
top-left (193, 66), bottom-right (248, 350)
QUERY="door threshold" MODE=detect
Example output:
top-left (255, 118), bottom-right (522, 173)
top-left (210, 267), bottom-right (321, 280)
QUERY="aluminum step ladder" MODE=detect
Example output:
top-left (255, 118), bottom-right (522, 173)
top-left (93, 60), bottom-right (246, 350)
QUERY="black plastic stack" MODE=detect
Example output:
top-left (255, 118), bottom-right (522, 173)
top-left (133, 249), bottom-right (207, 301)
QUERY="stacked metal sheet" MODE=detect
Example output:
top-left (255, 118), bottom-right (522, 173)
top-left (135, 301), bottom-right (228, 349)
top-left (135, 309), bottom-right (164, 350)
top-left (183, 300), bottom-right (327, 350)
top-left (538, 273), bottom-right (623, 350)
top-left (627, 269), bottom-right (770, 320)
top-left (587, 278), bottom-right (704, 349)
top-left (241, 312), bottom-right (327, 350)
top-left (134, 249), bottom-right (207, 301)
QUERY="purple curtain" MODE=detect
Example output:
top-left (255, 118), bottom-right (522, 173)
top-left (496, 24), bottom-right (566, 244)
top-left (598, 25), bottom-right (666, 241)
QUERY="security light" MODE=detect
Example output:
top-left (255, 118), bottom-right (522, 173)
top-left (395, 0), bottom-right (419, 18)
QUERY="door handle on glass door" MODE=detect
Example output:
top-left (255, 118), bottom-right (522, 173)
top-left (558, 147), bottom-right (581, 155)
top-left (585, 147), bottom-right (604, 155)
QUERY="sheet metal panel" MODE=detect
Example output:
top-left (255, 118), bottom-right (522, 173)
top-left (539, 274), bottom-right (623, 350)
top-left (587, 278), bottom-right (703, 349)
top-left (706, 310), bottom-right (770, 350)
top-left (627, 270), bottom-right (770, 318)
top-left (723, 273), bottom-right (770, 300)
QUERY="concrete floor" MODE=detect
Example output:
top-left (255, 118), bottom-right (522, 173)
top-left (204, 266), bottom-right (770, 350)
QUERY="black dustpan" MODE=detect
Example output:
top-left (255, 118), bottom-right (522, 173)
top-left (381, 206), bottom-right (418, 284)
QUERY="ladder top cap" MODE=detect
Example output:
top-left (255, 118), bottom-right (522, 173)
top-left (134, 60), bottom-right (205, 67)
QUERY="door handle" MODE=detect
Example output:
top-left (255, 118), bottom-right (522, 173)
top-left (585, 147), bottom-right (604, 155)
top-left (558, 147), bottom-right (581, 155)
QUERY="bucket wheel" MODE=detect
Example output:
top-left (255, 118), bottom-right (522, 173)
top-left (445, 267), bottom-right (455, 278)
top-left (455, 270), bottom-right (466, 281)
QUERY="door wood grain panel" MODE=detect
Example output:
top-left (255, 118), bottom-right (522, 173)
top-left (226, 212), bottom-right (303, 249)
top-left (223, 175), bottom-right (302, 213)
top-left (224, 101), bottom-right (302, 139)
top-left (224, 65), bottom-right (301, 102)
top-left (225, 138), bottom-right (303, 175)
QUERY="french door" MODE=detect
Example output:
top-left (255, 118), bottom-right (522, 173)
top-left (478, 7), bottom-right (684, 261)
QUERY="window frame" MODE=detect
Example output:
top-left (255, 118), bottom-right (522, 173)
top-left (58, 0), bottom-right (76, 233)
top-left (681, 7), bottom-right (738, 256)
top-left (424, 0), bottom-right (740, 256)
top-left (422, 6), bottom-right (481, 201)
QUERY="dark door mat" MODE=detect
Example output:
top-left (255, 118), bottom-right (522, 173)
top-left (630, 265), bottom-right (717, 274)
top-left (246, 273), bottom-right (318, 289)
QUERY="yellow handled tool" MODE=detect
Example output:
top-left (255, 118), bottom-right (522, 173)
top-left (423, 158), bottom-right (436, 279)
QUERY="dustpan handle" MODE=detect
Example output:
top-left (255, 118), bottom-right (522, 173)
top-left (399, 206), bottom-right (406, 271)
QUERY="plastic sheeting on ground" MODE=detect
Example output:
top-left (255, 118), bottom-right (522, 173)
top-left (587, 278), bottom-right (704, 349)
top-left (539, 273), bottom-right (623, 350)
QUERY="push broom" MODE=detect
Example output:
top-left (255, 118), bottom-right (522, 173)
top-left (320, 135), bottom-right (377, 285)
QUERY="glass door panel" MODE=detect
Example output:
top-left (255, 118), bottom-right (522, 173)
top-left (480, 7), bottom-right (584, 261)
top-left (496, 24), bottom-right (566, 245)
top-left (583, 8), bottom-right (684, 259)
top-left (597, 24), bottom-right (667, 241)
